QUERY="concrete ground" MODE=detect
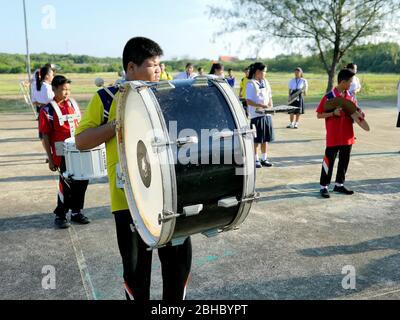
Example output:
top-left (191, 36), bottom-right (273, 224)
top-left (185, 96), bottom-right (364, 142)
top-left (0, 101), bottom-right (399, 300)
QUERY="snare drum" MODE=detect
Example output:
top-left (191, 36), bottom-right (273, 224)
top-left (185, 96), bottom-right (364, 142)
top-left (116, 77), bottom-right (257, 248)
top-left (64, 137), bottom-right (107, 180)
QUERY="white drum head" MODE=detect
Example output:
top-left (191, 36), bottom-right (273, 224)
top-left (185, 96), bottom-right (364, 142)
top-left (123, 90), bottom-right (164, 238)
top-left (117, 82), bottom-right (177, 248)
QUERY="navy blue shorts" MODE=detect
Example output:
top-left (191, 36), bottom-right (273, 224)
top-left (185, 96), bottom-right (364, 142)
top-left (251, 115), bottom-right (275, 144)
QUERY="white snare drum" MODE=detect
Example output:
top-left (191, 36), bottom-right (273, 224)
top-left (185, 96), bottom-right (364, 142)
top-left (63, 137), bottom-right (107, 180)
top-left (116, 77), bottom-right (257, 249)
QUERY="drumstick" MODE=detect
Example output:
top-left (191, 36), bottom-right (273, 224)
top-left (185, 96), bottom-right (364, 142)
top-left (57, 169), bottom-right (71, 189)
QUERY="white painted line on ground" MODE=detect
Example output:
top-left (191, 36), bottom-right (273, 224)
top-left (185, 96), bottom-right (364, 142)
top-left (68, 225), bottom-right (97, 300)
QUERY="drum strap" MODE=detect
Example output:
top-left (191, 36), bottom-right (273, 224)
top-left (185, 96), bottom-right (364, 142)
top-left (98, 86), bottom-right (119, 125)
top-left (49, 99), bottom-right (81, 136)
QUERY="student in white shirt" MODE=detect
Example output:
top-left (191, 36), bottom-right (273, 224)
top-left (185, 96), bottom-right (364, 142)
top-left (347, 63), bottom-right (362, 100)
top-left (246, 62), bottom-right (275, 168)
top-left (31, 64), bottom-right (57, 111)
top-left (35, 66), bottom-right (55, 160)
top-left (174, 63), bottom-right (198, 80)
top-left (209, 63), bottom-right (225, 78)
top-left (287, 67), bottom-right (308, 129)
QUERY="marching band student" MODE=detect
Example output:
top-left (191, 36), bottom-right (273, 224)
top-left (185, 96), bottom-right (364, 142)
top-left (317, 69), bottom-right (357, 199)
top-left (197, 67), bottom-right (205, 76)
top-left (209, 63), bottom-right (225, 78)
top-left (75, 37), bottom-right (192, 301)
top-left (39, 75), bottom-right (90, 229)
top-left (174, 63), bottom-right (198, 80)
top-left (347, 63), bottom-right (362, 102)
top-left (35, 66), bottom-right (55, 121)
top-left (226, 68), bottom-right (236, 88)
top-left (160, 63), bottom-right (173, 81)
top-left (246, 62), bottom-right (275, 168)
top-left (34, 66), bottom-right (55, 161)
top-left (287, 67), bottom-right (308, 129)
top-left (31, 63), bottom-right (57, 112)
top-left (239, 66), bottom-right (251, 117)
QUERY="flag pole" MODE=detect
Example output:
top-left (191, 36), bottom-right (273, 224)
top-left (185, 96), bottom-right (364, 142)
top-left (22, 0), bottom-right (32, 82)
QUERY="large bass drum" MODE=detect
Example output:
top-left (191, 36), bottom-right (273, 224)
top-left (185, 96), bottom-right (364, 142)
top-left (116, 77), bottom-right (256, 248)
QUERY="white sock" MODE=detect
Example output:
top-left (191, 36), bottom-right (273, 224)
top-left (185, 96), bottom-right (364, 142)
top-left (336, 183), bottom-right (344, 187)
top-left (320, 185), bottom-right (328, 190)
top-left (262, 153), bottom-right (268, 161)
top-left (255, 154), bottom-right (260, 162)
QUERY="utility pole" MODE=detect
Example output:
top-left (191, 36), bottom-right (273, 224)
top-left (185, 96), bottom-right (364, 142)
top-left (22, 0), bottom-right (32, 82)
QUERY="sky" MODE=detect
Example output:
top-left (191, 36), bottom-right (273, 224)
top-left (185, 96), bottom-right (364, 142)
top-left (0, 0), bottom-right (287, 60)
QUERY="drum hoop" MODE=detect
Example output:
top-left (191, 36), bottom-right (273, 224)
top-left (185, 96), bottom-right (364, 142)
top-left (212, 80), bottom-right (256, 230)
top-left (145, 85), bottom-right (178, 246)
top-left (116, 82), bottom-right (176, 248)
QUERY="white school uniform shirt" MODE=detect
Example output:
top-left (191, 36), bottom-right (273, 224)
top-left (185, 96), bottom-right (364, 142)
top-left (349, 76), bottom-right (361, 96)
top-left (246, 79), bottom-right (273, 119)
top-left (174, 72), bottom-right (198, 80)
top-left (36, 82), bottom-right (55, 105)
top-left (288, 78), bottom-right (308, 92)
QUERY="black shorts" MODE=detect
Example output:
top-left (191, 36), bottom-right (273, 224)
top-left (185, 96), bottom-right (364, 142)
top-left (251, 116), bottom-right (275, 144)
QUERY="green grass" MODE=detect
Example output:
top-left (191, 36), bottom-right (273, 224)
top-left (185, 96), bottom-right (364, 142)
top-left (1, 72), bottom-right (398, 113)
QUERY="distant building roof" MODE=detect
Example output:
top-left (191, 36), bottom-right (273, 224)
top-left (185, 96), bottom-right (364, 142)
top-left (219, 56), bottom-right (239, 62)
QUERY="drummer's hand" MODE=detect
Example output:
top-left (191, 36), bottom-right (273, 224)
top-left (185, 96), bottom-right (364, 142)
top-left (48, 159), bottom-right (57, 172)
top-left (333, 109), bottom-right (341, 116)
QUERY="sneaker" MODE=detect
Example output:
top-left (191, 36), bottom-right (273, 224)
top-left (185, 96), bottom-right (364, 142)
top-left (71, 213), bottom-right (91, 224)
top-left (294, 123), bottom-right (299, 129)
top-left (256, 161), bottom-right (262, 169)
top-left (333, 186), bottom-right (354, 195)
top-left (55, 217), bottom-right (71, 229)
top-left (261, 160), bottom-right (273, 167)
top-left (320, 188), bottom-right (330, 199)
top-left (286, 123), bottom-right (294, 129)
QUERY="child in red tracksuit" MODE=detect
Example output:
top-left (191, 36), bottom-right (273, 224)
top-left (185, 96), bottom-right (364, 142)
top-left (316, 69), bottom-right (358, 199)
top-left (39, 75), bottom-right (90, 229)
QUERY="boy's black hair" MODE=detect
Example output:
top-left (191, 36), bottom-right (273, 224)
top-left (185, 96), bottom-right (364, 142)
top-left (338, 69), bottom-right (355, 84)
top-left (186, 63), bottom-right (194, 69)
top-left (122, 37), bottom-right (163, 72)
top-left (51, 75), bottom-right (71, 88)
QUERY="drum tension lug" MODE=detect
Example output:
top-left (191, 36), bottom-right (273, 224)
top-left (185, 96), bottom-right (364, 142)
top-left (170, 237), bottom-right (188, 247)
top-left (218, 197), bottom-right (239, 208)
top-left (183, 204), bottom-right (203, 217)
top-left (202, 229), bottom-right (222, 238)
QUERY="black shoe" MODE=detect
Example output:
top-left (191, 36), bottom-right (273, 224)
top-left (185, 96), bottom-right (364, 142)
top-left (261, 160), bottom-right (273, 167)
top-left (256, 161), bottom-right (262, 169)
top-left (333, 186), bottom-right (354, 195)
top-left (320, 188), bottom-right (330, 198)
top-left (55, 217), bottom-right (71, 229)
top-left (71, 213), bottom-right (91, 224)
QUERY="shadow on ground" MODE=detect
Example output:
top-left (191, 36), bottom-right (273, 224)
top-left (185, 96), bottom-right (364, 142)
top-left (0, 207), bottom-right (111, 232)
top-left (257, 177), bottom-right (400, 202)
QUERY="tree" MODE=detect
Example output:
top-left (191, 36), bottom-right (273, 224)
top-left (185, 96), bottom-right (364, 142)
top-left (209, 0), bottom-right (400, 91)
